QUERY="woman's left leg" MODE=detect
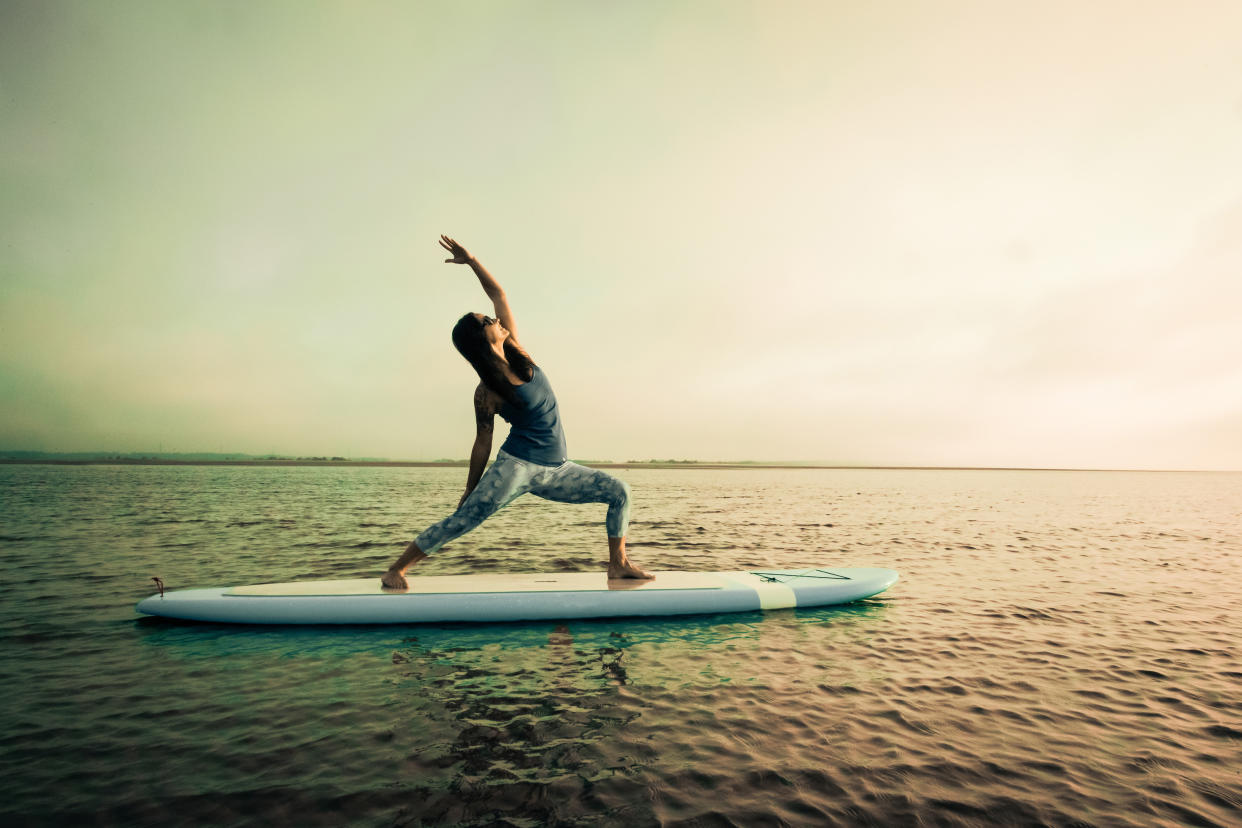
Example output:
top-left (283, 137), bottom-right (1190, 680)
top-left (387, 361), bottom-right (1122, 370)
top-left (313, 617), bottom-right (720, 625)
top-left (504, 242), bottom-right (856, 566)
top-left (530, 463), bottom-right (654, 579)
top-left (382, 452), bottom-right (539, 588)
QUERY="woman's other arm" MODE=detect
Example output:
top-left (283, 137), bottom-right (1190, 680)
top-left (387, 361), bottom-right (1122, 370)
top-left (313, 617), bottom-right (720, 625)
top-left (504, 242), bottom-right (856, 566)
top-left (460, 384), bottom-right (499, 507)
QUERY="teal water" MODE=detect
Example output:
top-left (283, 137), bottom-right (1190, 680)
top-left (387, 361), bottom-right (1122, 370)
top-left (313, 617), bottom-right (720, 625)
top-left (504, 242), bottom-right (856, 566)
top-left (1, 465), bottom-right (1240, 826)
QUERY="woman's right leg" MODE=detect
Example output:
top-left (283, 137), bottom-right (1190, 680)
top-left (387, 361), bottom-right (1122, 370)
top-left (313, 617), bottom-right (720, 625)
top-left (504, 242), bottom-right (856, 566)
top-left (382, 452), bottom-right (536, 588)
top-left (528, 462), bottom-right (653, 580)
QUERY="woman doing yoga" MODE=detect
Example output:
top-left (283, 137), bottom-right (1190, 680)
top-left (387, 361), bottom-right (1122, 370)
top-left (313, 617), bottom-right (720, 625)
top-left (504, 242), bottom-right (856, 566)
top-left (381, 236), bottom-right (654, 589)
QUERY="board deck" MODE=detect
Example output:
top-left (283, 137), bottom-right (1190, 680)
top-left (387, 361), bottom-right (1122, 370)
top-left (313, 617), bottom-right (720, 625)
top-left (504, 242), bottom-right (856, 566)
top-left (136, 566), bottom-right (899, 625)
top-left (229, 570), bottom-right (723, 596)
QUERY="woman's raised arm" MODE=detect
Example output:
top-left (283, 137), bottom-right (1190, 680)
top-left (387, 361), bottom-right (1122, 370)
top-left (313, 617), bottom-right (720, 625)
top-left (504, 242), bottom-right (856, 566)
top-left (439, 235), bottom-right (519, 343)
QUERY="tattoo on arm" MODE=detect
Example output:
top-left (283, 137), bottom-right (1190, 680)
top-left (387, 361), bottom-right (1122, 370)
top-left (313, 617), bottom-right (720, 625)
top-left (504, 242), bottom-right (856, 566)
top-left (473, 384), bottom-right (499, 433)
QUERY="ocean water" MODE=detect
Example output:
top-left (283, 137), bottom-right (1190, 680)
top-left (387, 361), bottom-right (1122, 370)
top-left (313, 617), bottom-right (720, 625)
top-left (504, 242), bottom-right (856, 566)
top-left (1, 463), bottom-right (1239, 827)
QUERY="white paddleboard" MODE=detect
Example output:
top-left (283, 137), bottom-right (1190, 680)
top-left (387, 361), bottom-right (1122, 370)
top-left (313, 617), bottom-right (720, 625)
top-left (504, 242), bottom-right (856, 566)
top-left (136, 566), bottom-right (898, 625)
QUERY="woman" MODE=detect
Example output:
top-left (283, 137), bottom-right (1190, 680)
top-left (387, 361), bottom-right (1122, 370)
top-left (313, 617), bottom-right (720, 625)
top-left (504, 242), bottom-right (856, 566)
top-left (381, 236), bottom-right (654, 589)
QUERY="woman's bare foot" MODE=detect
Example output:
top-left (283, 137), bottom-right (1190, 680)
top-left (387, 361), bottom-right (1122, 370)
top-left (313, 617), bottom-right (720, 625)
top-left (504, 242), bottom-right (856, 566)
top-left (381, 569), bottom-right (409, 590)
top-left (607, 536), bottom-right (654, 580)
top-left (608, 560), bottom-right (655, 580)
top-left (380, 541), bottom-right (427, 590)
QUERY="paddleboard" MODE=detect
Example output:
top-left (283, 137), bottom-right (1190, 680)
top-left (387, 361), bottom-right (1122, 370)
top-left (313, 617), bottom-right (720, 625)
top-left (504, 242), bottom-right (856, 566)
top-left (135, 566), bottom-right (898, 625)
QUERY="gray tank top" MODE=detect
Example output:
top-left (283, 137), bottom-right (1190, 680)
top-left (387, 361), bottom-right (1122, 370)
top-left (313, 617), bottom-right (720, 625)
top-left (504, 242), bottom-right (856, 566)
top-left (498, 365), bottom-right (567, 466)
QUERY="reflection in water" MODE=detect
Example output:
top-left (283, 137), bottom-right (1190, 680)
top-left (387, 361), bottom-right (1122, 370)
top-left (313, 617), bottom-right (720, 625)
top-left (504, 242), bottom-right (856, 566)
top-left (386, 623), bottom-right (650, 824)
top-left (133, 599), bottom-right (890, 661)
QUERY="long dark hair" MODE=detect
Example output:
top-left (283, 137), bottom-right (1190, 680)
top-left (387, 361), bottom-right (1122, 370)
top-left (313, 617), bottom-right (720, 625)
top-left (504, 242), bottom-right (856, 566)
top-left (451, 313), bottom-right (534, 406)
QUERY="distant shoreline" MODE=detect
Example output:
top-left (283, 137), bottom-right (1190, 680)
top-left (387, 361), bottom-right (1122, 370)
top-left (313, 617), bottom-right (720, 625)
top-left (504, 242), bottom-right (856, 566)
top-left (0, 458), bottom-right (1231, 473)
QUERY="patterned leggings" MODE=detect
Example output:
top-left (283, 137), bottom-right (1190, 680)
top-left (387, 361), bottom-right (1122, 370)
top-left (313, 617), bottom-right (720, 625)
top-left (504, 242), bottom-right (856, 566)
top-left (415, 450), bottom-right (632, 555)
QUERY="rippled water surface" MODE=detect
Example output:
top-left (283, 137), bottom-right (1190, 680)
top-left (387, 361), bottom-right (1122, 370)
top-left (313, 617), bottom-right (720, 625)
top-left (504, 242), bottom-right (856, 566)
top-left (1, 464), bottom-right (1240, 827)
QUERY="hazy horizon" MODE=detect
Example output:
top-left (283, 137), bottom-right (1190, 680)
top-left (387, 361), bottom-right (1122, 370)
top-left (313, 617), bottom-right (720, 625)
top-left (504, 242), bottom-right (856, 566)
top-left (4, 447), bottom-right (1239, 473)
top-left (4, 2), bottom-right (1242, 471)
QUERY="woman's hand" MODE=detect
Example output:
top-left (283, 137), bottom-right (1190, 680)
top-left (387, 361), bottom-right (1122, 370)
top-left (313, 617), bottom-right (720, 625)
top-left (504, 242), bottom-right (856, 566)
top-left (439, 235), bottom-right (474, 265)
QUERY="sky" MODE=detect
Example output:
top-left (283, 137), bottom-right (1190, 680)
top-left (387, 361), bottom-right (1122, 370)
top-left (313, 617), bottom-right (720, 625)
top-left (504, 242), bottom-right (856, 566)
top-left (3, 1), bottom-right (1241, 469)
